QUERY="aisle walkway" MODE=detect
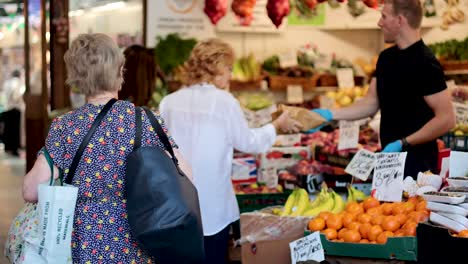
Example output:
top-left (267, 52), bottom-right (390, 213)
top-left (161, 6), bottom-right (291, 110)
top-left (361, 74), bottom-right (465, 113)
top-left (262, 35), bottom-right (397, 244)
top-left (0, 150), bottom-right (25, 264)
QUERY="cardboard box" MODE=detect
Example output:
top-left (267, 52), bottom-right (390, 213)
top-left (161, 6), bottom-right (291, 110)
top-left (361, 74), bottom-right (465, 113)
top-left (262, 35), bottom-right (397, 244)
top-left (259, 146), bottom-right (311, 170)
top-left (417, 222), bottom-right (468, 263)
top-left (231, 156), bottom-right (257, 184)
top-left (304, 231), bottom-right (417, 261)
top-left (240, 212), bottom-right (311, 264)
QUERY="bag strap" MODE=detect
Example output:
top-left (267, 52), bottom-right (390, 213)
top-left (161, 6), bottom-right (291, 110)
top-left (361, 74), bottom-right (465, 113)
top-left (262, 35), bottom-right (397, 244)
top-left (42, 147), bottom-right (56, 186)
top-left (134, 107), bottom-right (142, 150)
top-left (66, 98), bottom-right (117, 184)
top-left (141, 106), bottom-right (178, 165)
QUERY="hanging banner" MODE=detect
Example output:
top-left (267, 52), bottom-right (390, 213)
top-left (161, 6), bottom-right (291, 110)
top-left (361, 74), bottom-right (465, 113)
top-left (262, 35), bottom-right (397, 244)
top-left (147, 0), bottom-right (215, 47)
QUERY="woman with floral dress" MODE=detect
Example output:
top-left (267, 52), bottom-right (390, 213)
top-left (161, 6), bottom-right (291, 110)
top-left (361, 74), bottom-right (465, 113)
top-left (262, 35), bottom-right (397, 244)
top-left (22, 33), bottom-right (192, 263)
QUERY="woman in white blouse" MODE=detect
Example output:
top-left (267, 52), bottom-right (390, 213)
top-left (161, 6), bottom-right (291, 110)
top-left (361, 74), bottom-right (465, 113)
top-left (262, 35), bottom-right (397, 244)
top-left (159, 39), bottom-right (300, 264)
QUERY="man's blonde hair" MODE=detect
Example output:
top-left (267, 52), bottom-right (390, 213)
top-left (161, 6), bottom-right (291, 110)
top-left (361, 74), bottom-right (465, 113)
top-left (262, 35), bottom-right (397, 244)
top-left (386, 0), bottom-right (423, 29)
top-left (64, 33), bottom-right (124, 96)
top-left (183, 38), bottom-right (234, 86)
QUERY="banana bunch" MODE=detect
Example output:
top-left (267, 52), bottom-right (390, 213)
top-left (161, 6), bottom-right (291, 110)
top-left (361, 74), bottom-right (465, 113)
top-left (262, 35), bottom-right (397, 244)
top-left (441, 0), bottom-right (465, 30)
top-left (279, 184), bottom-right (349, 217)
top-left (281, 188), bottom-right (310, 216)
top-left (303, 185), bottom-right (343, 217)
top-left (232, 54), bottom-right (262, 82)
top-left (347, 183), bottom-right (368, 203)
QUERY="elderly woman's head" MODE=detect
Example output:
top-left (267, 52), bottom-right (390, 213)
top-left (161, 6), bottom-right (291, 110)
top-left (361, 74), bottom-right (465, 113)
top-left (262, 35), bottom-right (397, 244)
top-left (183, 38), bottom-right (234, 89)
top-left (64, 34), bottom-right (124, 97)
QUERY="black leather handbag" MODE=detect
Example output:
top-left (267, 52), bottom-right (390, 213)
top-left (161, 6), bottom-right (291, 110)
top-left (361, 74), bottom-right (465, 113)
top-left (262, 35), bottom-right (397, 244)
top-left (126, 107), bottom-right (205, 264)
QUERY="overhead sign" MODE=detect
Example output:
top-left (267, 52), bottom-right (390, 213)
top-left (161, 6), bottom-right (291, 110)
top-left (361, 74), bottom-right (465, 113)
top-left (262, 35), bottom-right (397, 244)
top-left (147, 0), bottom-right (215, 47)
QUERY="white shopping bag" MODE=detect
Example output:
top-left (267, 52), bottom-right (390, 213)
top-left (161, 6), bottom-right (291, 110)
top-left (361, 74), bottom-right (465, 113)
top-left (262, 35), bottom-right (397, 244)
top-left (5, 147), bottom-right (78, 264)
top-left (21, 181), bottom-right (78, 264)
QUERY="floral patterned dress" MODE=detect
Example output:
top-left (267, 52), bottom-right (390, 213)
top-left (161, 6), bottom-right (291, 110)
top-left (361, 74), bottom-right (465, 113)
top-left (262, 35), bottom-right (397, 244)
top-left (45, 100), bottom-right (177, 264)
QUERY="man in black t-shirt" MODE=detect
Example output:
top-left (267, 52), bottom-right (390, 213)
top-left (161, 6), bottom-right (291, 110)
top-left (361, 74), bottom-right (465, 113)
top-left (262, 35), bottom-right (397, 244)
top-left (312, 0), bottom-right (455, 177)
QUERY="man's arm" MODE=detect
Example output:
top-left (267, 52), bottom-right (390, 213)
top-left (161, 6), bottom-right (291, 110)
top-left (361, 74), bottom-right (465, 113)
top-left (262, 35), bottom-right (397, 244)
top-left (405, 89), bottom-right (455, 146)
top-left (331, 78), bottom-right (380, 121)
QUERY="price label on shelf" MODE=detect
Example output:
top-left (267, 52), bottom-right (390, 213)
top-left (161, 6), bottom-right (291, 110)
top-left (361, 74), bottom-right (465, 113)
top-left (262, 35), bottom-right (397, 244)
top-left (289, 231), bottom-right (324, 264)
top-left (345, 149), bottom-right (376, 181)
top-left (338, 120), bottom-right (359, 150)
top-left (279, 50), bottom-right (298, 68)
top-left (287, 85), bottom-right (304, 104)
top-left (336, 68), bottom-right (354, 89)
top-left (371, 152), bottom-right (407, 202)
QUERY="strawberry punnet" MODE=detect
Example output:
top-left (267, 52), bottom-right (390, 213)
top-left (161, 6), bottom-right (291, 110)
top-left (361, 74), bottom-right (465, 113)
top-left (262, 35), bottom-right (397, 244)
top-left (204, 0), bottom-right (228, 25)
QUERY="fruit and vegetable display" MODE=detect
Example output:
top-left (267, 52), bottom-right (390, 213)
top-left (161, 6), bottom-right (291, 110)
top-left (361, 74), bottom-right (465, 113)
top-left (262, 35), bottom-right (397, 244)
top-left (237, 92), bottom-right (273, 111)
top-left (204, 0), bottom-right (228, 25)
top-left (302, 127), bottom-right (381, 155)
top-left (234, 182), bottom-right (284, 194)
top-left (231, 0), bottom-right (257, 26)
top-left (428, 37), bottom-right (468, 61)
top-left (231, 54), bottom-right (262, 82)
top-left (154, 33), bottom-right (197, 77)
top-left (277, 184), bottom-right (368, 217)
top-left (440, 0), bottom-right (465, 30)
top-left (323, 86), bottom-right (368, 108)
top-left (308, 196), bottom-right (429, 244)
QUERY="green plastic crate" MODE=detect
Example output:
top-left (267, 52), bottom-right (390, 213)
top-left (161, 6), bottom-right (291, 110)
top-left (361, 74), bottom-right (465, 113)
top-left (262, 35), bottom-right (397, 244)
top-left (236, 191), bottom-right (291, 213)
top-left (304, 231), bottom-right (417, 261)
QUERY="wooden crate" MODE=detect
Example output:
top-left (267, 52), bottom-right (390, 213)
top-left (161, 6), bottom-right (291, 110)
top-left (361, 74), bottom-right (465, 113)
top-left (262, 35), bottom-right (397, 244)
top-left (440, 60), bottom-right (468, 71)
top-left (268, 74), bottom-right (319, 91)
top-left (229, 78), bottom-right (263, 91)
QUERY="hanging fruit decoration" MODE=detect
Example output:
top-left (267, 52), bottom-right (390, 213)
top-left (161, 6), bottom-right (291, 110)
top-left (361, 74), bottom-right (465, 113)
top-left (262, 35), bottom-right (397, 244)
top-left (204, 0), bottom-right (228, 25)
top-left (362, 0), bottom-right (379, 9)
top-left (441, 0), bottom-right (465, 30)
top-left (231, 0), bottom-right (257, 26)
top-left (266, 0), bottom-right (291, 28)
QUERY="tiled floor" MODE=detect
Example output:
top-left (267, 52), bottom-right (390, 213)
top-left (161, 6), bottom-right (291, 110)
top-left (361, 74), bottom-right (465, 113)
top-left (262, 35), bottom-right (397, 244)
top-left (0, 151), bottom-right (25, 264)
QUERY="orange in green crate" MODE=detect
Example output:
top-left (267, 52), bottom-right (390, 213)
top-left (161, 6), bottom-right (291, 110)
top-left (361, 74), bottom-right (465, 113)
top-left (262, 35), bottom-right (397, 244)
top-left (304, 231), bottom-right (417, 261)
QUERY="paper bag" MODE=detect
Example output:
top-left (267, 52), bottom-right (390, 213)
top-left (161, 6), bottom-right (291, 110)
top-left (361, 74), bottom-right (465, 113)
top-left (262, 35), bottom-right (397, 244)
top-left (272, 104), bottom-right (326, 131)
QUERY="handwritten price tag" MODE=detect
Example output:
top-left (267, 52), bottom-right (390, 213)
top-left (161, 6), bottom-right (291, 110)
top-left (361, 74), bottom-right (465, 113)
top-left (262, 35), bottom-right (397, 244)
top-left (345, 149), bottom-right (376, 181)
top-left (371, 152), bottom-right (407, 202)
top-left (338, 120), bottom-right (359, 150)
top-left (289, 231), bottom-right (324, 264)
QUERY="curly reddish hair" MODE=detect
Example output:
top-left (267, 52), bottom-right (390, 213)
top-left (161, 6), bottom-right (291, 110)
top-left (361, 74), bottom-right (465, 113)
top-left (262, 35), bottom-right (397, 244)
top-left (182, 38), bottom-right (234, 86)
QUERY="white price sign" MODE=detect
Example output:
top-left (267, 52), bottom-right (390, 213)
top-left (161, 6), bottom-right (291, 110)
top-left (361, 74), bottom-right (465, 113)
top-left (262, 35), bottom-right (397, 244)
top-left (279, 50), bottom-right (298, 68)
top-left (338, 120), bottom-right (359, 150)
top-left (345, 149), bottom-right (376, 181)
top-left (453, 102), bottom-right (468, 125)
top-left (289, 231), bottom-right (325, 264)
top-left (371, 152), bottom-right (407, 202)
top-left (336, 68), bottom-right (355, 89)
top-left (287, 85), bottom-right (304, 104)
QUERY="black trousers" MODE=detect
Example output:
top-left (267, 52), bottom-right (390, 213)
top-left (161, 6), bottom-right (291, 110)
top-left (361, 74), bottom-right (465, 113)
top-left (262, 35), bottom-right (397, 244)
top-left (203, 223), bottom-right (231, 264)
top-left (0, 108), bottom-right (20, 153)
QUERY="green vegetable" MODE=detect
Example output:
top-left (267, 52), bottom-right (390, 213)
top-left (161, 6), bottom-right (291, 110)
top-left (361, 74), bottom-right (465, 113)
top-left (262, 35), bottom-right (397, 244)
top-left (262, 55), bottom-right (281, 75)
top-left (154, 33), bottom-right (197, 76)
top-left (428, 37), bottom-right (468, 61)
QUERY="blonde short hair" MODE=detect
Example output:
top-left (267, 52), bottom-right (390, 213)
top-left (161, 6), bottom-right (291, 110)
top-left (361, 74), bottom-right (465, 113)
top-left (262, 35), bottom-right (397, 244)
top-left (183, 39), bottom-right (234, 86)
top-left (64, 33), bottom-right (124, 96)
